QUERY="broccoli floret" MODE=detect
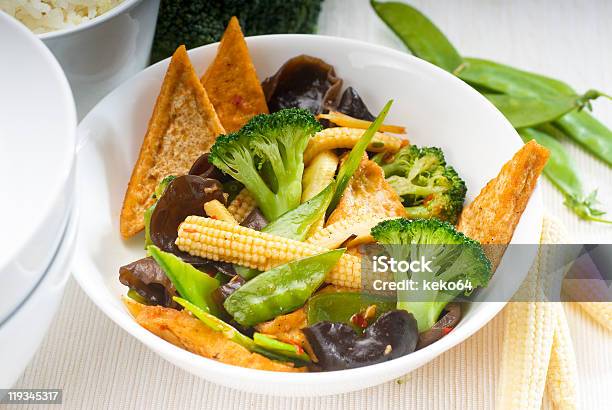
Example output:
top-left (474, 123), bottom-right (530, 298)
top-left (209, 108), bottom-right (321, 221)
top-left (372, 145), bottom-right (420, 177)
top-left (377, 145), bottom-right (466, 224)
top-left (152, 0), bottom-right (324, 62)
top-left (371, 218), bottom-right (492, 332)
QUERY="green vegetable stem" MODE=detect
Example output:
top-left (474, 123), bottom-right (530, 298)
top-left (371, 1), bottom-right (612, 222)
top-left (253, 333), bottom-right (310, 362)
top-left (148, 245), bottom-right (221, 315)
top-left (225, 249), bottom-right (345, 327)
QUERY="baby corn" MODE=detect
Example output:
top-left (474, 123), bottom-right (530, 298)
top-left (304, 127), bottom-right (404, 165)
top-left (317, 111), bottom-right (406, 134)
top-left (545, 304), bottom-right (578, 410)
top-left (227, 188), bottom-right (257, 223)
top-left (306, 217), bottom-right (381, 249)
top-left (176, 216), bottom-right (362, 288)
top-left (302, 150), bottom-right (338, 203)
top-left (204, 200), bottom-right (237, 224)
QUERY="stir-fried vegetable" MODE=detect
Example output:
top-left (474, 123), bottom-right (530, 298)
top-left (149, 246), bottom-right (220, 315)
top-left (209, 108), bottom-right (321, 221)
top-left (306, 292), bottom-right (396, 333)
top-left (371, 218), bottom-right (491, 332)
top-left (175, 297), bottom-right (309, 364)
top-left (375, 145), bottom-right (466, 224)
top-left (176, 216), bottom-right (362, 289)
top-left (224, 249), bottom-right (345, 326)
top-left (236, 183), bottom-right (335, 280)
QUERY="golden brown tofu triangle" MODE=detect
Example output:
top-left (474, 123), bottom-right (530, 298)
top-left (201, 16), bottom-right (269, 132)
top-left (123, 298), bottom-right (304, 372)
top-left (457, 140), bottom-right (549, 267)
top-left (327, 158), bottom-right (406, 226)
top-left (120, 45), bottom-right (225, 238)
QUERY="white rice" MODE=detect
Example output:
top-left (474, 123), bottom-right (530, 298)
top-left (0, 0), bottom-right (124, 33)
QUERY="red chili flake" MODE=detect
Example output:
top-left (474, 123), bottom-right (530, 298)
top-left (232, 95), bottom-right (244, 106)
top-left (350, 313), bottom-right (368, 329)
top-left (183, 228), bottom-right (197, 233)
top-left (442, 327), bottom-right (453, 335)
top-left (422, 194), bottom-right (435, 206)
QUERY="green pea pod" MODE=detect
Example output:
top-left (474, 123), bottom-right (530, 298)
top-left (236, 183), bottom-right (335, 280)
top-left (225, 249), bottom-right (345, 326)
top-left (519, 128), bottom-right (612, 223)
top-left (484, 91), bottom-right (605, 129)
top-left (253, 333), bottom-right (310, 362)
top-left (328, 100), bottom-right (392, 214)
top-left (457, 57), bottom-right (575, 97)
top-left (371, 1), bottom-right (463, 73)
top-left (176, 297), bottom-right (310, 365)
top-left (457, 58), bottom-right (612, 166)
top-left (149, 246), bottom-right (221, 315)
top-left (555, 111), bottom-right (612, 166)
top-left (306, 292), bottom-right (395, 333)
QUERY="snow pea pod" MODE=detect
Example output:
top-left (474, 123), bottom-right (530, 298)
top-left (457, 58), bottom-right (612, 166)
top-left (149, 245), bottom-right (220, 316)
top-left (371, 1), bottom-right (463, 73)
top-left (519, 128), bottom-right (611, 223)
top-left (225, 249), bottom-right (345, 326)
top-left (457, 57), bottom-right (575, 97)
top-left (555, 111), bottom-right (612, 166)
top-left (485, 90), bottom-right (605, 129)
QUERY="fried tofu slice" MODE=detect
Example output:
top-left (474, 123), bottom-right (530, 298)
top-left (120, 45), bottom-right (225, 238)
top-left (327, 159), bottom-right (406, 226)
top-left (124, 298), bottom-right (304, 372)
top-left (457, 140), bottom-right (549, 267)
top-left (201, 17), bottom-right (268, 132)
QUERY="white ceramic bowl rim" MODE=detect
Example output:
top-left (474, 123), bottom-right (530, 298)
top-left (0, 13), bottom-right (76, 272)
top-left (0, 202), bottom-right (75, 330)
top-left (73, 34), bottom-right (542, 393)
top-left (37, 0), bottom-right (143, 40)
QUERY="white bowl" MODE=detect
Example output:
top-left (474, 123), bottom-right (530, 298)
top-left (0, 205), bottom-right (77, 390)
top-left (73, 35), bottom-right (543, 396)
top-left (0, 12), bottom-right (76, 324)
top-left (39, 0), bottom-right (160, 118)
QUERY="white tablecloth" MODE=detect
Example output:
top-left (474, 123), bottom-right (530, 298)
top-left (9, 0), bottom-right (612, 408)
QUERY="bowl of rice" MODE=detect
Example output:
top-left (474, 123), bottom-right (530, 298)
top-left (0, 0), bottom-right (161, 118)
